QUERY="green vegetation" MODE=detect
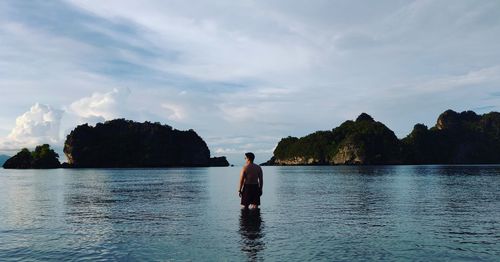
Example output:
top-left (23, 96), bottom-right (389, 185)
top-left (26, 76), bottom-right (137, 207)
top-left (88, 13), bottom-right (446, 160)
top-left (64, 119), bottom-right (227, 168)
top-left (402, 110), bottom-right (500, 164)
top-left (272, 113), bottom-right (400, 164)
top-left (266, 110), bottom-right (500, 165)
top-left (3, 144), bottom-right (60, 169)
top-left (274, 132), bottom-right (334, 163)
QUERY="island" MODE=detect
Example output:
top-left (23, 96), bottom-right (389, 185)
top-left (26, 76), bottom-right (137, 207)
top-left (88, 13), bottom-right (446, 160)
top-left (263, 110), bottom-right (500, 165)
top-left (64, 119), bottom-right (229, 168)
top-left (3, 119), bottom-right (229, 169)
top-left (3, 144), bottom-right (60, 169)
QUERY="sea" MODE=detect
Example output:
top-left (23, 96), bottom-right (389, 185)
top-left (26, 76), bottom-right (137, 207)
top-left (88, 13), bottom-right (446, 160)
top-left (0, 166), bottom-right (499, 261)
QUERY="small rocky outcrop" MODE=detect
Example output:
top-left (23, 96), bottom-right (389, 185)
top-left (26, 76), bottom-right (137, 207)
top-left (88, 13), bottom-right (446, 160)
top-left (64, 119), bottom-right (229, 168)
top-left (209, 156), bottom-right (230, 167)
top-left (3, 144), bottom-right (61, 169)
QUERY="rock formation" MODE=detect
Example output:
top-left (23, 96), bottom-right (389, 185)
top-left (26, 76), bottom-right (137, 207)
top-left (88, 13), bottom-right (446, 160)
top-left (3, 144), bottom-right (61, 169)
top-left (402, 110), bottom-right (500, 164)
top-left (63, 119), bottom-right (229, 168)
top-left (209, 156), bottom-right (230, 167)
top-left (265, 110), bottom-right (500, 165)
top-left (267, 113), bottom-right (401, 165)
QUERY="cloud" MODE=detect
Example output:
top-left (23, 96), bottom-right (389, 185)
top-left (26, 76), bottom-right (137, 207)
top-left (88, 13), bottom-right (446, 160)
top-left (69, 87), bottom-right (130, 122)
top-left (65, 0), bottom-right (319, 83)
top-left (2, 1), bottom-right (500, 164)
top-left (0, 103), bottom-right (63, 150)
top-left (161, 103), bottom-right (187, 121)
top-left (206, 135), bottom-right (279, 162)
top-left (472, 105), bottom-right (496, 112)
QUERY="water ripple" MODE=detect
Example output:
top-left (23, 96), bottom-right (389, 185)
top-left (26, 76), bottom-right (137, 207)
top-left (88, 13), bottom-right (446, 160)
top-left (0, 166), bottom-right (499, 261)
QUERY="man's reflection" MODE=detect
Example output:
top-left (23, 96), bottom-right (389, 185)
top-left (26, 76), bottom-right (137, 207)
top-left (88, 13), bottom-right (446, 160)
top-left (239, 209), bottom-right (265, 260)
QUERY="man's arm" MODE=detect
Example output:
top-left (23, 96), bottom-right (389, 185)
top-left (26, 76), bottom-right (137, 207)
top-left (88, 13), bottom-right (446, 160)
top-left (258, 167), bottom-right (263, 193)
top-left (238, 167), bottom-right (246, 197)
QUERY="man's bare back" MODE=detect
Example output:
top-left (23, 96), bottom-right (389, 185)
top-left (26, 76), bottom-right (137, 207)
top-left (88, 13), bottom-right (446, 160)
top-left (238, 152), bottom-right (263, 209)
top-left (242, 163), bottom-right (262, 185)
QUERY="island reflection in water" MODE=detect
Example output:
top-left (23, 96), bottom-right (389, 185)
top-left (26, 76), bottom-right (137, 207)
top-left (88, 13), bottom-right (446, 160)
top-left (1, 166), bottom-right (499, 261)
top-left (239, 209), bottom-right (265, 261)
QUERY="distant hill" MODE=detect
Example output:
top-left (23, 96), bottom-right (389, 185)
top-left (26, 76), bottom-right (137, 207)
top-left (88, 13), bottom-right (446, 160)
top-left (263, 110), bottom-right (500, 165)
top-left (64, 119), bottom-right (229, 168)
top-left (0, 154), bottom-right (11, 166)
top-left (401, 110), bottom-right (500, 164)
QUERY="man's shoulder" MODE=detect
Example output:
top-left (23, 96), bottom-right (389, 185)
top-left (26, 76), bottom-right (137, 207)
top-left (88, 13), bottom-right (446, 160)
top-left (254, 163), bottom-right (263, 172)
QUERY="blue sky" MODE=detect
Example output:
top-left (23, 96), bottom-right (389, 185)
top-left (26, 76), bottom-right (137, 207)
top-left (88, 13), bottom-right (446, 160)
top-left (1, 0), bottom-right (500, 165)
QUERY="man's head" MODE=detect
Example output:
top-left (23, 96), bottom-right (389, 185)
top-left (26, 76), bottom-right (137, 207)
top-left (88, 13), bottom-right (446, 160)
top-left (245, 152), bottom-right (255, 163)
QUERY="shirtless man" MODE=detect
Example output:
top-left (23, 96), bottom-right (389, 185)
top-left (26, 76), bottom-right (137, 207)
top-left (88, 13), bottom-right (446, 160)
top-left (238, 152), bottom-right (263, 209)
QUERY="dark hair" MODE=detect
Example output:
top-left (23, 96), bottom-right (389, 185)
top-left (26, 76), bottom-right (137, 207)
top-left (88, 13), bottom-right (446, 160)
top-left (245, 152), bottom-right (255, 162)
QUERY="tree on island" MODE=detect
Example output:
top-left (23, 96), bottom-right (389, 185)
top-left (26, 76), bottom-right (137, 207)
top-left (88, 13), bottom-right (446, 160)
top-left (64, 119), bottom-right (229, 168)
top-left (402, 110), bottom-right (500, 164)
top-left (270, 113), bottom-right (400, 165)
top-left (3, 144), bottom-right (61, 169)
top-left (264, 110), bottom-right (500, 165)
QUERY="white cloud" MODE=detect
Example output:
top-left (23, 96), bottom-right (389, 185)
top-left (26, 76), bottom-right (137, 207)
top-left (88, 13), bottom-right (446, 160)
top-left (2, 1), bottom-right (500, 164)
top-left (66, 0), bottom-right (318, 82)
top-left (0, 103), bottom-right (63, 150)
top-left (69, 87), bottom-right (130, 121)
top-left (161, 103), bottom-right (187, 121)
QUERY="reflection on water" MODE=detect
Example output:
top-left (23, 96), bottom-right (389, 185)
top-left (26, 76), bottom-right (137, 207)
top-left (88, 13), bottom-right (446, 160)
top-left (0, 166), bottom-right (499, 261)
top-left (239, 209), bottom-right (265, 261)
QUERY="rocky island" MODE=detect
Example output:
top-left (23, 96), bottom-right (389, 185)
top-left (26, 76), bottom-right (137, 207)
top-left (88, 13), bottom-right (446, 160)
top-left (3, 119), bottom-right (229, 169)
top-left (64, 119), bottom-right (229, 168)
top-left (3, 144), bottom-right (61, 169)
top-left (401, 110), bottom-right (500, 164)
top-left (263, 110), bottom-right (500, 165)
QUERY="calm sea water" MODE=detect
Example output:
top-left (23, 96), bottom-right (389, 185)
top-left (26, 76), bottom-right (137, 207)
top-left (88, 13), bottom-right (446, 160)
top-left (0, 166), bottom-right (499, 261)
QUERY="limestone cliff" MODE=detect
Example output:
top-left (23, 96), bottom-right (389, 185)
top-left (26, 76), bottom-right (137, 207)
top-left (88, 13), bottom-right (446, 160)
top-left (331, 144), bottom-right (365, 164)
top-left (64, 119), bottom-right (229, 168)
top-left (266, 110), bottom-right (500, 165)
top-left (269, 113), bottom-right (401, 165)
top-left (402, 110), bottom-right (500, 164)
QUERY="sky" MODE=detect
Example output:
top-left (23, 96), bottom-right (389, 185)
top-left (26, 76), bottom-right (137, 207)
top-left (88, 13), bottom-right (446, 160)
top-left (1, 0), bottom-right (500, 165)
